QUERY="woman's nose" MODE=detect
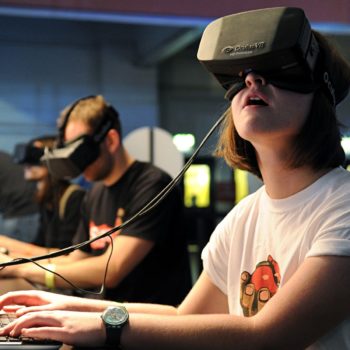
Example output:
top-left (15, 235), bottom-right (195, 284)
top-left (245, 72), bottom-right (266, 88)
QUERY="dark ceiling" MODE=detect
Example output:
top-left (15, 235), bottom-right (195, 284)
top-left (1, 0), bottom-right (350, 67)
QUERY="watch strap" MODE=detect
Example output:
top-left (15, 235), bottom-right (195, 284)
top-left (101, 306), bottom-right (129, 348)
top-left (105, 323), bottom-right (123, 348)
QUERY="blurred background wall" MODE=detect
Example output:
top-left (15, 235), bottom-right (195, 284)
top-left (0, 1), bottom-right (350, 236)
top-left (1, 0), bottom-right (350, 152)
top-left (2, 0), bottom-right (350, 273)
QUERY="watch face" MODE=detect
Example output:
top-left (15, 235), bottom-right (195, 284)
top-left (104, 306), bottom-right (129, 326)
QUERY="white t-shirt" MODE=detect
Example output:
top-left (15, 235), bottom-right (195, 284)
top-left (202, 167), bottom-right (350, 349)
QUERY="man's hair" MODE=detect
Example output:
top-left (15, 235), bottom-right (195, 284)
top-left (215, 31), bottom-right (350, 178)
top-left (57, 95), bottom-right (122, 139)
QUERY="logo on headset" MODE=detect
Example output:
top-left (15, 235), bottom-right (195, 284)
top-left (222, 42), bottom-right (265, 56)
top-left (323, 71), bottom-right (336, 106)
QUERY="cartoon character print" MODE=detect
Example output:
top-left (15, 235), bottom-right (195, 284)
top-left (90, 208), bottom-right (125, 250)
top-left (240, 255), bottom-right (280, 317)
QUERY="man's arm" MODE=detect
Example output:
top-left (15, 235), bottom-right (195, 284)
top-left (0, 235), bottom-right (53, 257)
top-left (3, 234), bottom-right (154, 290)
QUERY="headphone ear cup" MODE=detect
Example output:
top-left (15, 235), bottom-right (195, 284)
top-left (57, 102), bottom-right (77, 147)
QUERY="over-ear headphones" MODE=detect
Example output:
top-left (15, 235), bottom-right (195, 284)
top-left (57, 95), bottom-right (120, 148)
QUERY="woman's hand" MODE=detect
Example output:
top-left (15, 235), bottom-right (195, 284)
top-left (0, 290), bottom-right (103, 315)
top-left (0, 310), bottom-right (106, 347)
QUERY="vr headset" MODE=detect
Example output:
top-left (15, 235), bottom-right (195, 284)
top-left (13, 142), bottom-right (44, 165)
top-left (41, 97), bottom-right (119, 179)
top-left (197, 7), bottom-right (342, 105)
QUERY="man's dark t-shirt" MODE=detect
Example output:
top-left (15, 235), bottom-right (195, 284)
top-left (74, 161), bottom-right (192, 305)
top-left (0, 151), bottom-right (38, 217)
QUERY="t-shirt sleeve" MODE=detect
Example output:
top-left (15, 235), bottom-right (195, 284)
top-left (306, 229), bottom-right (350, 258)
top-left (306, 204), bottom-right (350, 258)
top-left (201, 213), bottom-right (233, 295)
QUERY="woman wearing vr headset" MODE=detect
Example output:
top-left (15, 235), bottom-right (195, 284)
top-left (0, 7), bottom-right (350, 350)
top-left (0, 136), bottom-right (86, 257)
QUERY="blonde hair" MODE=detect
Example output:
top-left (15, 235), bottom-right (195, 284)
top-left (57, 95), bottom-right (122, 140)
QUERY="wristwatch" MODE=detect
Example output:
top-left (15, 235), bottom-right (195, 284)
top-left (101, 305), bottom-right (129, 348)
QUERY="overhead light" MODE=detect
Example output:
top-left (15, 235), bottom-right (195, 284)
top-left (341, 136), bottom-right (350, 155)
top-left (173, 133), bottom-right (195, 153)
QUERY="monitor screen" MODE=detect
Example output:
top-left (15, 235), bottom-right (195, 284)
top-left (183, 164), bottom-right (211, 208)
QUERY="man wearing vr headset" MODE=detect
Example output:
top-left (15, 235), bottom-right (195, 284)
top-left (0, 95), bottom-right (191, 305)
top-left (1, 7), bottom-right (350, 350)
top-left (0, 136), bottom-right (86, 257)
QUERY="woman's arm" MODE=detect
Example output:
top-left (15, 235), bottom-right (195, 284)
top-left (0, 271), bottom-right (224, 317)
top-left (1, 256), bottom-right (350, 349)
top-left (121, 255), bottom-right (350, 350)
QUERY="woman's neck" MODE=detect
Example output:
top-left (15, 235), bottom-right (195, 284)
top-left (256, 148), bottom-right (330, 199)
top-left (261, 165), bottom-right (330, 199)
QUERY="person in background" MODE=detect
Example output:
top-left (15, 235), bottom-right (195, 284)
top-left (0, 95), bottom-right (192, 305)
top-left (0, 135), bottom-right (86, 257)
top-left (0, 7), bottom-right (349, 350)
top-left (0, 150), bottom-right (39, 242)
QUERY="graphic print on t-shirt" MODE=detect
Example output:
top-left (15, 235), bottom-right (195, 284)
top-left (89, 208), bottom-right (125, 250)
top-left (240, 255), bottom-right (280, 317)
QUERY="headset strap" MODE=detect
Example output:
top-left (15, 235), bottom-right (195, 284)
top-left (59, 184), bottom-right (82, 220)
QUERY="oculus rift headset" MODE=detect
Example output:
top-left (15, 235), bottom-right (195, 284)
top-left (197, 7), bottom-right (349, 105)
top-left (13, 142), bottom-right (44, 165)
top-left (13, 135), bottom-right (56, 165)
top-left (41, 96), bottom-right (118, 179)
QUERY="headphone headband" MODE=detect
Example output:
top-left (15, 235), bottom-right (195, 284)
top-left (57, 95), bottom-right (120, 147)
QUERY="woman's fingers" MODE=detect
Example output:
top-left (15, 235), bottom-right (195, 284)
top-left (0, 310), bottom-right (106, 347)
